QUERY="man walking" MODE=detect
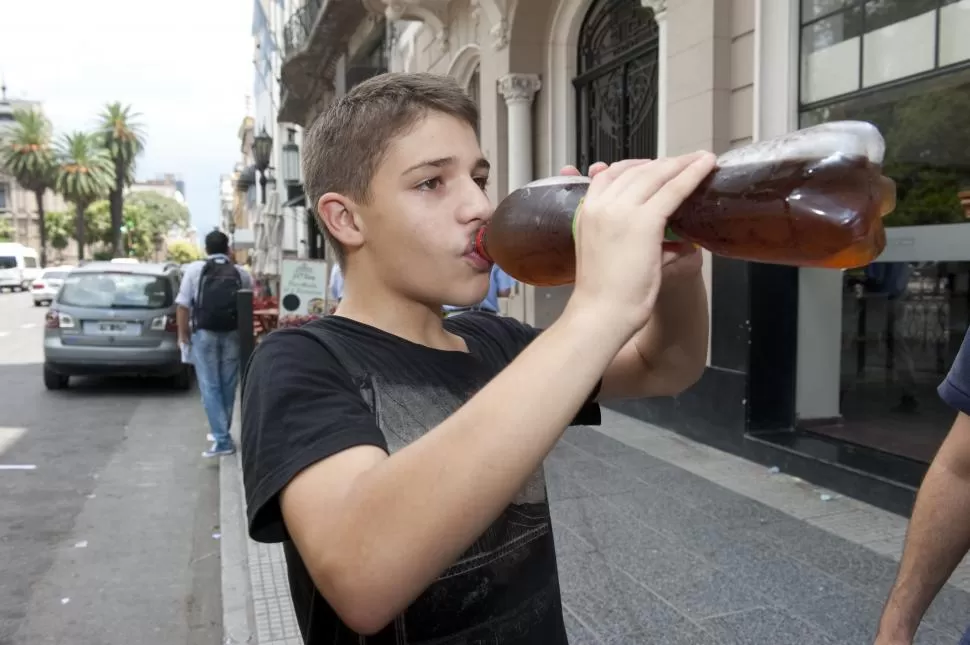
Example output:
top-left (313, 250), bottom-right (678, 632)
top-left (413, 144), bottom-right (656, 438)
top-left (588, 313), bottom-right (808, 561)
top-left (177, 230), bottom-right (252, 458)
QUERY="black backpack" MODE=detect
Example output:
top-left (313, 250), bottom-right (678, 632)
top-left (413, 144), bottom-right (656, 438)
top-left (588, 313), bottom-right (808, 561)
top-left (194, 258), bottom-right (242, 332)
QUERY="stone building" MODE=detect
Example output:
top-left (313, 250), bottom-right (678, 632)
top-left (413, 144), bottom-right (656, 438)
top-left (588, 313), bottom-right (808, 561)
top-left (276, 0), bottom-right (970, 512)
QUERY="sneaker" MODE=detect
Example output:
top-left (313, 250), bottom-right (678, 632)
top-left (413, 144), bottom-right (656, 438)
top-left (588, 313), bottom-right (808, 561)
top-left (206, 433), bottom-right (215, 442)
top-left (202, 442), bottom-right (236, 458)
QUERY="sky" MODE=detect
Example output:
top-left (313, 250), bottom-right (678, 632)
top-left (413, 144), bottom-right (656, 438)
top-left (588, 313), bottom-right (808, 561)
top-left (0, 0), bottom-right (254, 242)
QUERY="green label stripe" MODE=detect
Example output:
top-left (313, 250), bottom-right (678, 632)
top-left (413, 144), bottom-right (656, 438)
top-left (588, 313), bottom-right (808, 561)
top-left (571, 197), bottom-right (585, 238)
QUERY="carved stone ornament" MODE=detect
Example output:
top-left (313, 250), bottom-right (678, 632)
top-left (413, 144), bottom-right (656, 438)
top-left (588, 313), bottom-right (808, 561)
top-left (641, 0), bottom-right (668, 16)
top-left (363, 0), bottom-right (452, 49)
top-left (497, 74), bottom-right (541, 104)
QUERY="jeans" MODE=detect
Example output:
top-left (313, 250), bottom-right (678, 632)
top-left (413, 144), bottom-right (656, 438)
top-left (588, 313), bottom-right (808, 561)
top-left (960, 625), bottom-right (970, 645)
top-left (192, 329), bottom-right (240, 449)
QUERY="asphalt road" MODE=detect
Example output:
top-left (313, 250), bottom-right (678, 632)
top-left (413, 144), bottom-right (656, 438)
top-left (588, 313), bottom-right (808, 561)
top-left (0, 290), bottom-right (222, 645)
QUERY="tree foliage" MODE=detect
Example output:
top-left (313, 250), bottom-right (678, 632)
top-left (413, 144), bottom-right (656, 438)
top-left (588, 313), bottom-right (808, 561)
top-left (0, 218), bottom-right (13, 242)
top-left (166, 240), bottom-right (203, 264)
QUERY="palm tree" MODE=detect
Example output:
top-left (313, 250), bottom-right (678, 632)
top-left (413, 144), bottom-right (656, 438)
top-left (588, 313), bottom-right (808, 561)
top-left (55, 132), bottom-right (112, 261)
top-left (99, 103), bottom-right (145, 258)
top-left (0, 109), bottom-right (59, 266)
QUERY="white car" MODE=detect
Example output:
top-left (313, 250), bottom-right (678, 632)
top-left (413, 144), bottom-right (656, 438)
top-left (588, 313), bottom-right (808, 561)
top-left (31, 266), bottom-right (75, 306)
top-left (0, 242), bottom-right (41, 291)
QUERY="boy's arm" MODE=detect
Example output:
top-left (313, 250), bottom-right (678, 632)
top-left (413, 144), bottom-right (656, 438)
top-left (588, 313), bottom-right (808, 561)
top-left (598, 247), bottom-right (709, 400)
top-left (280, 306), bottom-right (621, 634)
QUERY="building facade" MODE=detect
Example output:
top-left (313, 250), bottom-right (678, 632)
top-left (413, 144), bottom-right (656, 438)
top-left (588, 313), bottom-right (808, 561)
top-left (246, 0), bottom-right (311, 280)
top-left (276, 0), bottom-right (970, 513)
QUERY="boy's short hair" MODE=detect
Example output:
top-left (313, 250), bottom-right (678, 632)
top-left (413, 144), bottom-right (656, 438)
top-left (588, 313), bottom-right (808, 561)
top-left (303, 72), bottom-right (480, 267)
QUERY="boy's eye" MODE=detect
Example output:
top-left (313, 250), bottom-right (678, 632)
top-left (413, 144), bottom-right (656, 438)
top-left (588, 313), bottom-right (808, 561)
top-left (418, 178), bottom-right (442, 191)
top-left (474, 177), bottom-right (489, 191)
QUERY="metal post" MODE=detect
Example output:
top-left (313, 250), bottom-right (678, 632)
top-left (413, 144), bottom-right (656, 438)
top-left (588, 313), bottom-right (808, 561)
top-left (237, 289), bottom-right (255, 394)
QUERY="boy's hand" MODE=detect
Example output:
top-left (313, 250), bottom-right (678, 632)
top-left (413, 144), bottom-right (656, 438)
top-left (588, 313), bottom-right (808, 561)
top-left (564, 153), bottom-right (716, 338)
top-left (560, 162), bottom-right (704, 282)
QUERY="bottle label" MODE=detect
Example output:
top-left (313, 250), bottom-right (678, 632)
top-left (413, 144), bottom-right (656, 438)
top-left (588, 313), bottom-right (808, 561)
top-left (573, 196), bottom-right (682, 242)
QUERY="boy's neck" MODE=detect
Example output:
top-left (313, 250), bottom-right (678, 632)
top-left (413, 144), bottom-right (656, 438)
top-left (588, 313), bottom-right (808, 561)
top-left (334, 274), bottom-right (467, 353)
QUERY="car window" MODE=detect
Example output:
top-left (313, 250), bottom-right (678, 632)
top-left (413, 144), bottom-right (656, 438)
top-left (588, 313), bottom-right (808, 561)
top-left (0, 256), bottom-right (16, 270)
top-left (24, 257), bottom-right (37, 268)
top-left (58, 272), bottom-right (174, 309)
top-left (41, 270), bottom-right (70, 280)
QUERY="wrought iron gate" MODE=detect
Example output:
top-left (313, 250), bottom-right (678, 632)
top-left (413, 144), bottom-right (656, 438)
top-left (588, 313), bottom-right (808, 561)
top-left (574, 0), bottom-right (660, 171)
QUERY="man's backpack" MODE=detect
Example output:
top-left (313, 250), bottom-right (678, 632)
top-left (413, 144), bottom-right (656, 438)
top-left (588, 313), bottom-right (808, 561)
top-left (194, 258), bottom-right (242, 332)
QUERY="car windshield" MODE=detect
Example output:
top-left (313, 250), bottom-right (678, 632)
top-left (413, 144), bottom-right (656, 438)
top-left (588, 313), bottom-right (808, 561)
top-left (58, 272), bottom-right (173, 309)
top-left (42, 270), bottom-right (70, 280)
top-left (0, 256), bottom-right (16, 270)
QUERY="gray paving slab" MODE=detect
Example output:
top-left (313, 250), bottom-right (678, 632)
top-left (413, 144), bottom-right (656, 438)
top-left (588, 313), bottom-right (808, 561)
top-left (221, 408), bottom-right (970, 644)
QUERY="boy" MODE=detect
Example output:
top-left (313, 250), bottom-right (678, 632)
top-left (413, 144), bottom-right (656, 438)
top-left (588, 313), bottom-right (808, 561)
top-left (241, 72), bottom-right (713, 643)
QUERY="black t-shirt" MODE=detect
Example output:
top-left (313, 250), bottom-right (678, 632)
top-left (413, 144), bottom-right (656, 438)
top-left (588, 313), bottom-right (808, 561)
top-left (240, 312), bottom-right (601, 644)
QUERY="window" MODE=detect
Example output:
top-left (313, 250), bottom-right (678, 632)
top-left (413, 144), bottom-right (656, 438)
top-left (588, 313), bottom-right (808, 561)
top-left (0, 256), bottom-right (15, 270)
top-left (59, 272), bottom-right (174, 309)
top-left (800, 0), bottom-right (970, 106)
top-left (41, 270), bottom-right (70, 280)
top-left (0, 184), bottom-right (8, 211)
top-left (24, 257), bottom-right (37, 268)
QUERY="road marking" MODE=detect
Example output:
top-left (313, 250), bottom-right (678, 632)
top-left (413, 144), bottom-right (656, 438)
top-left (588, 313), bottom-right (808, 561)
top-left (0, 427), bottom-right (26, 455)
top-left (0, 464), bottom-right (36, 471)
top-left (20, 323), bottom-right (35, 329)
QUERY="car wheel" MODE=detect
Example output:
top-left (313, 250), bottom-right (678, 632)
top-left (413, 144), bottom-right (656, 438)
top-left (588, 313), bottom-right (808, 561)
top-left (171, 367), bottom-right (192, 391)
top-left (43, 366), bottom-right (69, 390)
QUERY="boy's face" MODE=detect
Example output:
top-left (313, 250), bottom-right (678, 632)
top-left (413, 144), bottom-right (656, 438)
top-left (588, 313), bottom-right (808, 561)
top-left (354, 111), bottom-right (494, 307)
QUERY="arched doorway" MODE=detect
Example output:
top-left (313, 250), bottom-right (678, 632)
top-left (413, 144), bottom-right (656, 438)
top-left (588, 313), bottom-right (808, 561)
top-left (573, 0), bottom-right (659, 171)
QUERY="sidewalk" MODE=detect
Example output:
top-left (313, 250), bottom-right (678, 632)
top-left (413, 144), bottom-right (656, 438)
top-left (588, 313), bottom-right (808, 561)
top-left (220, 408), bottom-right (970, 645)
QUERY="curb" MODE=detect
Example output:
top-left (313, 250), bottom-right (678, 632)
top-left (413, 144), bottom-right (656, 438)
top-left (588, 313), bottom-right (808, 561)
top-left (220, 418), bottom-right (256, 644)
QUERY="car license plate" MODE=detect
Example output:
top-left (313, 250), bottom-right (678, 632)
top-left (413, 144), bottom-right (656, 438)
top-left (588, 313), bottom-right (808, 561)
top-left (83, 321), bottom-right (140, 336)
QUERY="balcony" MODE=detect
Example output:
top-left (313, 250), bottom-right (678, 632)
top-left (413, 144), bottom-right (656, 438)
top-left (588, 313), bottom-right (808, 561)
top-left (278, 0), bottom-right (369, 125)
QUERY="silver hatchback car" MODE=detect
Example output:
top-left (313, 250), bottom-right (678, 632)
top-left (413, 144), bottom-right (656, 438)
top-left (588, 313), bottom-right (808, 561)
top-left (43, 261), bottom-right (193, 390)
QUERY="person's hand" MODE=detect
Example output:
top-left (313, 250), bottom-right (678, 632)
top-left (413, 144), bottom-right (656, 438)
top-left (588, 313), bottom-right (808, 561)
top-left (560, 162), bottom-right (704, 283)
top-left (566, 153), bottom-right (717, 337)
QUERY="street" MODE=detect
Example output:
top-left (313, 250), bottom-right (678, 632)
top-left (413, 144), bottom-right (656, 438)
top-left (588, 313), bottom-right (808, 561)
top-left (0, 290), bottom-right (222, 645)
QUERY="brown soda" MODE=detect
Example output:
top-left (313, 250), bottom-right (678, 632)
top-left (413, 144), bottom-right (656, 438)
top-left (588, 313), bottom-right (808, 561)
top-left (476, 120), bottom-right (897, 287)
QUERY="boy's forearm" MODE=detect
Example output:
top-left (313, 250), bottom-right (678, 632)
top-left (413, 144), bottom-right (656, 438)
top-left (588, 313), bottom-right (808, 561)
top-left (633, 272), bottom-right (709, 391)
top-left (877, 461), bottom-right (970, 640)
top-left (323, 304), bottom-right (628, 628)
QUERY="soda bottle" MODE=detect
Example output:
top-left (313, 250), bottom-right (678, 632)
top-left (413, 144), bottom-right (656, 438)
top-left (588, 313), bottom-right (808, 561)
top-left (474, 120), bottom-right (897, 287)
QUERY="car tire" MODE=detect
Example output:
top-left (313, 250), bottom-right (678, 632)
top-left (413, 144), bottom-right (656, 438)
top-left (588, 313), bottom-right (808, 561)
top-left (43, 366), bottom-right (69, 390)
top-left (33, 300), bottom-right (42, 307)
top-left (171, 367), bottom-right (192, 391)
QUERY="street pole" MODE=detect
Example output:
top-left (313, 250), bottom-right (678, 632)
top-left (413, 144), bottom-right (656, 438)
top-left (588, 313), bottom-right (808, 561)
top-left (237, 289), bottom-right (255, 396)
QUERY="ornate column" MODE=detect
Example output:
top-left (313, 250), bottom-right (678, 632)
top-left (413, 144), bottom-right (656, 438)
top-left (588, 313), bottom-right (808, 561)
top-left (642, 0), bottom-right (668, 157)
top-left (497, 73), bottom-right (541, 192)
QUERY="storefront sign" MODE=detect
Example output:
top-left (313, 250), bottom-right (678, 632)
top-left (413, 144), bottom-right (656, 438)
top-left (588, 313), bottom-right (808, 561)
top-left (279, 259), bottom-right (329, 324)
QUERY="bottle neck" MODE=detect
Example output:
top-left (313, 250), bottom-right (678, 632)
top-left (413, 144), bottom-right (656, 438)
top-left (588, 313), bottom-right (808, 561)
top-left (474, 227), bottom-right (493, 262)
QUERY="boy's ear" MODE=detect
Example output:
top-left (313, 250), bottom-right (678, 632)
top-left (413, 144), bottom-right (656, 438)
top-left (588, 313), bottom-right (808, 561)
top-left (317, 193), bottom-right (365, 251)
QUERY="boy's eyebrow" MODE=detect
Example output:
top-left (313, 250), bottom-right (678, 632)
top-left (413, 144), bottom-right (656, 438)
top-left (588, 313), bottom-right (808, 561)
top-left (402, 157), bottom-right (491, 175)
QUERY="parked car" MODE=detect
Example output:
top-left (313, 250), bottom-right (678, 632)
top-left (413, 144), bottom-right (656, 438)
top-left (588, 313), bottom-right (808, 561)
top-left (0, 242), bottom-right (42, 291)
top-left (43, 261), bottom-right (192, 390)
top-left (31, 266), bottom-right (75, 306)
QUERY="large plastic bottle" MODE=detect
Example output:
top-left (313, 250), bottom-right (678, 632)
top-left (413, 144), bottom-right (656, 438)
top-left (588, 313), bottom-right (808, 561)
top-left (475, 120), bottom-right (897, 287)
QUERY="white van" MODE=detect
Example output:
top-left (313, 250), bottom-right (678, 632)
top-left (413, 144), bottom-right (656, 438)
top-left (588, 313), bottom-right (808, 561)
top-left (0, 243), bottom-right (42, 291)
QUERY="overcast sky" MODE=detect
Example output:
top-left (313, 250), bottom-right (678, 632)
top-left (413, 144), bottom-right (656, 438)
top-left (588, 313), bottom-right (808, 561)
top-left (0, 0), bottom-right (253, 241)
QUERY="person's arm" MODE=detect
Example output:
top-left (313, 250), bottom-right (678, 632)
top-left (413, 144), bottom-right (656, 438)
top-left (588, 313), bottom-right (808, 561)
top-left (875, 413), bottom-right (970, 644)
top-left (174, 264), bottom-right (197, 345)
top-left (875, 330), bottom-right (970, 644)
top-left (276, 154), bottom-right (715, 635)
top-left (597, 244), bottom-right (709, 399)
